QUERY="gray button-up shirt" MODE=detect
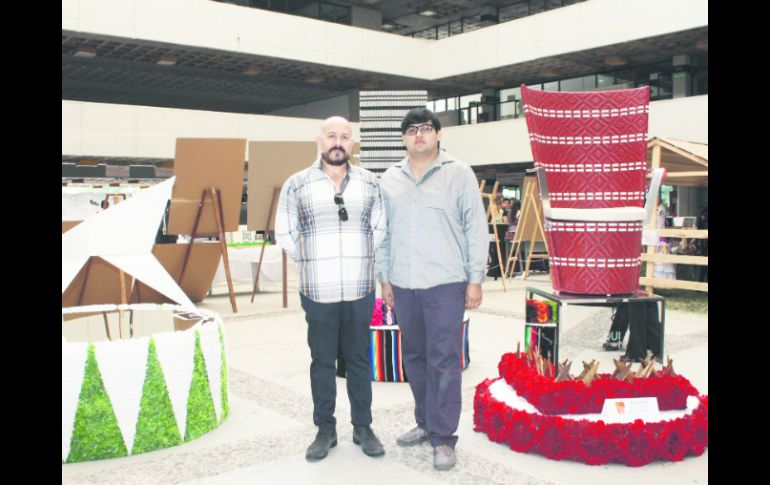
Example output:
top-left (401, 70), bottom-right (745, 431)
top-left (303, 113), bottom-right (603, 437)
top-left (376, 151), bottom-right (488, 289)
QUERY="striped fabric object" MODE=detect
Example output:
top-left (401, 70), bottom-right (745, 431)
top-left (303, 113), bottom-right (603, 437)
top-left (367, 318), bottom-right (470, 382)
top-left (521, 84), bottom-right (651, 209)
top-left (359, 91), bottom-right (428, 173)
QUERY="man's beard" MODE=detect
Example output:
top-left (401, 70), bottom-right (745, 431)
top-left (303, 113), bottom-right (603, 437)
top-left (322, 147), bottom-right (348, 166)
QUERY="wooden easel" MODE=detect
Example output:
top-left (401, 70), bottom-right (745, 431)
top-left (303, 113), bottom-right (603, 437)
top-left (69, 192), bottom-right (135, 340)
top-left (250, 186), bottom-right (287, 307)
top-left (71, 257), bottom-right (134, 341)
top-left (504, 176), bottom-right (549, 280)
top-left (480, 180), bottom-right (507, 291)
top-left (178, 186), bottom-right (238, 313)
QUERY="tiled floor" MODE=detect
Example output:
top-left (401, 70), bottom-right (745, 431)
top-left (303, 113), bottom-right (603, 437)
top-left (62, 274), bottom-right (708, 484)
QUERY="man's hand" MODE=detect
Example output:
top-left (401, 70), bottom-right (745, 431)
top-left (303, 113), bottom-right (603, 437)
top-left (381, 282), bottom-right (395, 308)
top-left (465, 283), bottom-right (482, 309)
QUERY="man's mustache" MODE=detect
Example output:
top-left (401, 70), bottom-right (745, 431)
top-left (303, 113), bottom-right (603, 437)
top-left (327, 146), bottom-right (346, 155)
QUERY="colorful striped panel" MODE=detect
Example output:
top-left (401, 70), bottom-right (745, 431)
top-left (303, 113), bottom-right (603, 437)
top-left (340, 320), bottom-right (470, 382)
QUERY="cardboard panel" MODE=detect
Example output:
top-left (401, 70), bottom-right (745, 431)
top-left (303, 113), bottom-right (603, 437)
top-left (247, 141), bottom-right (318, 231)
top-left (518, 176), bottom-right (545, 243)
top-left (167, 138), bottom-right (247, 235)
top-left (130, 243), bottom-right (222, 303)
top-left (174, 314), bottom-right (203, 332)
top-left (62, 257), bottom-right (135, 319)
top-left (62, 220), bottom-right (82, 233)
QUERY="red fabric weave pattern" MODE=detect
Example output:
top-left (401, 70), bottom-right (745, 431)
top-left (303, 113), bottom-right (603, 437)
top-left (521, 85), bottom-right (651, 209)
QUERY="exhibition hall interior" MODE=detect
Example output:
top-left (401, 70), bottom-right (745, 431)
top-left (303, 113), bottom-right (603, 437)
top-left (62, 1), bottom-right (708, 483)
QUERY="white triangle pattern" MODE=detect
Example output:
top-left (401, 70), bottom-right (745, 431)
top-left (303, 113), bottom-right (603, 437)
top-left (198, 322), bottom-right (223, 422)
top-left (93, 336), bottom-right (150, 454)
top-left (62, 341), bottom-right (88, 462)
top-left (153, 329), bottom-right (196, 439)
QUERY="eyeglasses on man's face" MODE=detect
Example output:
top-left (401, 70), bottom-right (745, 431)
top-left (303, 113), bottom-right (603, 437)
top-left (334, 193), bottom-right (348, 221)
top-left (404, 123), bottom-right (435, 136)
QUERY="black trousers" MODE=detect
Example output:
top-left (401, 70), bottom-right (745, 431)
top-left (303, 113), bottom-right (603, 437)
top-left (616, 302), bottom-right (662, 359)
top-left (300, 291), bottom-right (375, 430)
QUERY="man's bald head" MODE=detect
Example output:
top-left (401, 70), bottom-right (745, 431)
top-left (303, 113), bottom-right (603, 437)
top-left (320, 116), bottom-right (351, 134)
top-left (317, 116), bottom-right (354, 167)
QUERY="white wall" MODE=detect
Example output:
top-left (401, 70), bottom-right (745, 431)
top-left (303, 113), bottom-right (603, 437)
top-left (64, 95), bottom-right (707, 162)
top-left (62, 100), bottom-right (359, 158)
top-left (647, 95), bottom-right (708, 144)
top-left (62, 0), bottom-right (707, 81)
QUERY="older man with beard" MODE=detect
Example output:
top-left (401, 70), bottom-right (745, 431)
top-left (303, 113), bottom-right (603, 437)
top-left (275, 116), bottom-right (387, 462)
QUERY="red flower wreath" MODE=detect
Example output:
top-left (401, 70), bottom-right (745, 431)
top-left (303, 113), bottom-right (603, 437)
top-left (473, 377), bottom-right (708, 467)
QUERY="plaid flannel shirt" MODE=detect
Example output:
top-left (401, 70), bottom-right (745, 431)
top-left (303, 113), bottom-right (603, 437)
top-left (275, 159), bottom-right (386, 303)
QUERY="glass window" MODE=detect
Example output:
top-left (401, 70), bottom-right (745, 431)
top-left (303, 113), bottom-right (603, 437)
top-left (437, 24), bottom-right (450, 39)
top-left (500, 100), bottom-right (518, 119)
top-left (462, 15), bottom-right (482, 33)
top-left (560, 76), bottom-right (585, 91)
top-left (500, 86), bottom-right (521, 102)
top-left (582, 75), bottom-right (596, 90)
top-left (559, 75), bottom-right (596, 91)
top-left (449, 20), bottom-right (463, 36)
top-left (413, 28), bottom-right (436, 40)
top-left (543, 81), bottom-right (558, 91)
top-left (469, 106), bottom-right (478, 124)
top-left (499, 2), bottom-right (530, 21)
top-left (530, 0), bottom-right (547, 14)
top-left (597, 74), bottom-right (614, 88)
top-left (633, 62), bottom-right (669, 87)
top-left (434, 99), bottom-right (446, 112)
top-left (694, 70), bottom-right (708, 95)
top-left (319, 2), bottom-right (351, 24)
top-left (460, 93), bottom-right (482, 108)
top-left (447, 97), bottom-right (458, 110)
top-left (460, 108), bottom-right (470, 125)
top-left (426, 100), bottom-right (434, 111)
top-left (614, 69), bottom-right (634, 86)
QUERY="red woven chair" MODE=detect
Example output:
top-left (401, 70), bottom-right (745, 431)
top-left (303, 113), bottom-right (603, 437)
top-left (521, 85), bottom-right (658, 295)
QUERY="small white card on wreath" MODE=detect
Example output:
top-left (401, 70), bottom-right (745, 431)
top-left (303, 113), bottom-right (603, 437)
top-left (601, 397), bottom-right (659, 419)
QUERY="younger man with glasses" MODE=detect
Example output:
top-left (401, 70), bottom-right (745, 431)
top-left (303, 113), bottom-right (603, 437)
top-left (376, 108), bottom-right (488, 470)
top-left (275, 116), bottom-right (387, 462)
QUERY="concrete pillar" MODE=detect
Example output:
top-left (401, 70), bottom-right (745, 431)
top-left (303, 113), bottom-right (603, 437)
top-left (348, 89), bottom-right (360, 122)
top-left (351, 5), bottom-right (382, 30)
top-left (480, 88), bottom-right (499, 122)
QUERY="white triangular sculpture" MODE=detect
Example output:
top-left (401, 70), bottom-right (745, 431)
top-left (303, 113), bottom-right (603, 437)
top-left (93, 337), bottom-right (150, 454)
top-left (62, 177), bottom-right (194, 309)
top-left (62, 341), bottom-right (88, 462)
top-left (199, 322), bottom-right (223, 421)
top-left (153, 329), bottom-right (197, 439)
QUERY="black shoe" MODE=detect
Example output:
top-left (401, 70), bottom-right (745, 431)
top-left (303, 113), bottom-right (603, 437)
top-left (353, 426), bottom-right (385, 457)
top-left (306, 428), bottom-right (337, 461)
top-left (601, 341), bottom-right (625, 352)
top-left (619, 354), bottom-right (643, 364)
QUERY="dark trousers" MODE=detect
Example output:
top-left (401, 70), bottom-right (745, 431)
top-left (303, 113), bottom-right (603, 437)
top-left (300, 291), bottom-right (375, 430)
top-left (392, 282), bottom-right (467, 448)
top-left (607, 305), bottom-right (630, 343)
top-left (623, 302), bottom-right (662, 359)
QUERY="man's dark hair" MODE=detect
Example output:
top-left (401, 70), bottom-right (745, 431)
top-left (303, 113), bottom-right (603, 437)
top-left (400, 108), bottom-right (442, 134)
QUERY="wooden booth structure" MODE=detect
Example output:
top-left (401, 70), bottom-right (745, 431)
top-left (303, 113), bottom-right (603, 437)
top-left (641, 137), bottom-right (708, 293)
